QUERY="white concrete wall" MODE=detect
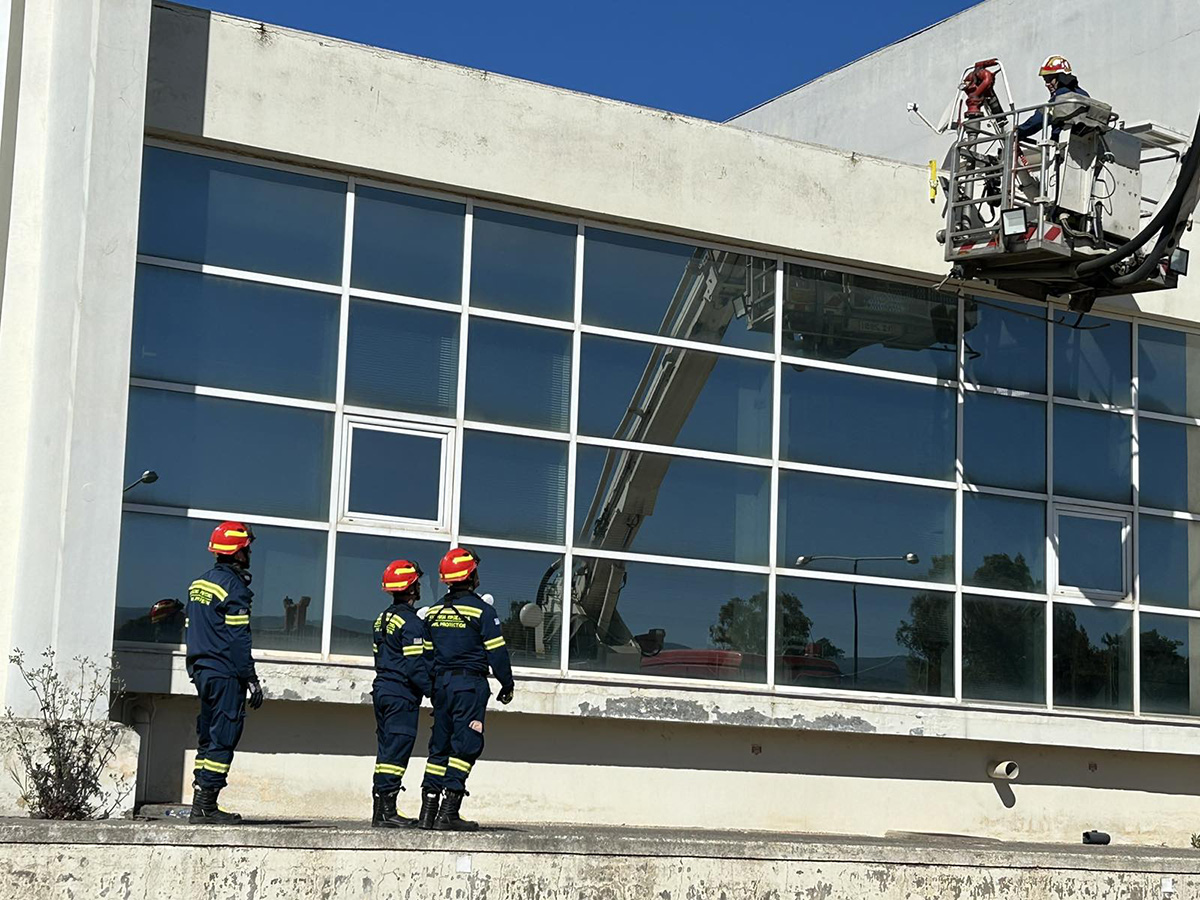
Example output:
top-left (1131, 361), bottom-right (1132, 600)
top-left (138, 693), bottom-right (1200, 846)
top-left (731, 0), bottom-right (1200, 171)
top-left (0, 0), bottom-right (152, 714)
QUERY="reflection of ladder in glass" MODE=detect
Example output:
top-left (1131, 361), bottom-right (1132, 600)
top-left (740, 255), bottom-right (775, 332)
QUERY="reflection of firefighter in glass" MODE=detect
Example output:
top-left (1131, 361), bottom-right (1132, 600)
top-left (116, 598), bottom-right (186, 643)
top-left (515, 255), bottom-right (958, 679)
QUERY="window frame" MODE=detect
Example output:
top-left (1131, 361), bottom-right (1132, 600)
top-left (338, 415), bottom-right (456, 534)
top-left (1052, 505), bottom-right (1131, 602)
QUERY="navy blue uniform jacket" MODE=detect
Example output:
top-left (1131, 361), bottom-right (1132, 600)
top-left (373, 603), bottom-right (434, 703)
top-left (185, 564), bottom-right (257, 681)
top-left (423, 589), bottom-right (514, 689)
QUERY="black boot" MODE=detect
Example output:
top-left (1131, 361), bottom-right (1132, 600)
top-left (417, 789), bottom-right (441, 830)
top-left (189, 785), bottom-right (242, 825)
top-left (372, 790), bottom-right (415, 828)
top-left (433, 788), bottom-right (478, 832)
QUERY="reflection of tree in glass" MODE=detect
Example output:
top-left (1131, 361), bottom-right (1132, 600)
top-left (1138, 629), bottom-right (1187, 710)
top-left (710, 591), bottom-right (843, 659)
top-left (707, 592), bottom-right (769, 655)
top-left (896, 555), bottom-right (953, 693)
top-left (973, 553), bottom-right (1036, 592)
top-left (1053, 606), bottom-right (1129, 707)
top-left (962, 553), bottom-right (1040, 696)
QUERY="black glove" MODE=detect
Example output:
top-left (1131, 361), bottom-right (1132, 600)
top-left (496, 684), bottom-right (514, 705)
top-left (247, 679), bottom-right (264, 710)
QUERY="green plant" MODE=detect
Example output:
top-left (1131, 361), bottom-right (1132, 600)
top-left (1191, 833), bottom-right (1200, 850)
top-left (1, 649), bottom-right (130, 819)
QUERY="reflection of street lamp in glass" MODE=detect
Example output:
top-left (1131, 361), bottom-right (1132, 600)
top-left (795, 553), bottom-right (920, 685)
top-left (122, 470), bottom-right (159, 494)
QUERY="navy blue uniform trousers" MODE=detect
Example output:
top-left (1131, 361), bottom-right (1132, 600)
top-left (193, 668), bottom-right (246, 790)
top-left (373, 690), bottom-right (420, 793)
top-left (422, 673), bottom-right (489, 793)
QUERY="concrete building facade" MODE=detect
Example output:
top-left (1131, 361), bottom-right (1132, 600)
top-left (4, 0), bottom-right (1200, 845)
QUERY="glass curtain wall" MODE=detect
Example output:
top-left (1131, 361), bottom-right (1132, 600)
top-left (118, 144), bottom-right (1200, 718)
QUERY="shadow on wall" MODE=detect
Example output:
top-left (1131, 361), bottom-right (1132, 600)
top-left (137, 695), bottom-right (1200, 805)
top-left (146, 2), bottom-right (209, 137)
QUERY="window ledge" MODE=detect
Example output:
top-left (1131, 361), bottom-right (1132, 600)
top-left (114, 646), bottom-right (1200, 757)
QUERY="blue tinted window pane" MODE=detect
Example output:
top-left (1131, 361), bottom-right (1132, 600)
top-left (115, 513), bottom-right (326, 653)
top-left (352, 187), bottom-right (464, 301)
top-left (784, 265), bottom-right (957, 379)
top-left (570, 557), bottom-right (767, 684)
top-left (139, 147), bottom-right (343, 282)
top-left (575, 446), bottom-right (770, 565)
top-left (1054, 315), bottom-right (1131, 405)
top-left (124, 388), bottom-right (333, 520)
top-left (963, 393), bottom-right (1046, 491)
top-left (963, 494), bottom-right (1045, 591)
top-left (1140, 418), bottom-right (1200, 513)
top-left (775, 579), bottom-right (953, 697)
top-left (578, 335), bottom-right (772, 457)
top-left (1054, 604), bottom-right (1132, 710)
top-left (963, 298), bottom-right (1046, 392)
top-left (465, 545), bottom-right (562, 670)
top-left (778, 472), bottom-right (954, 582)
top-left (1139, 325), bottom-right (1200, 418)
top-left (781, 368), bottom-right (955, 479)
top-left (348, 430), bottom-right (442, 520)
top-left (1052, 406), bottom-right (1131, 503)
top-left (963, 595), bottom-right (1045, 704)
top-left (330, 532), bottom-right (447, 657)
top-left (1139, 515), bottom-right (1200, 610)
top-left (471, 208), bottom-right (575, 320)
top-left (344, 299), bottom-right (459, 415)
top-left (1140, 613), bottom-right (1197, 716)
top-left (465, 319), bottom-right (571, 431)
top-left (583, 229), bottom-right (774, 352)
top-left (131, 266), bottom-right (339, 401)
top-left (460, 432), bottom-right (566, 543)
top-left (1058, 515), bottom-right (1124, 594)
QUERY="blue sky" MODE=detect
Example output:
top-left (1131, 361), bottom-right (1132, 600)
top-left (184, 0), bottom-right (983, 121)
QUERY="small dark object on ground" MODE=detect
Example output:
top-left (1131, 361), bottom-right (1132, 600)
top-left (1083, 830), bottom-right (1111, 845)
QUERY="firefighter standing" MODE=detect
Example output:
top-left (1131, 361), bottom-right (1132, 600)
top-left (1017, 56), bottom-right (1090, 141)
top-left (370, 559), bottom-right (434, 828)
top-left (185, 521), bottom-right (264, 824)
top-left (418, 548), bottom-right (515, 831)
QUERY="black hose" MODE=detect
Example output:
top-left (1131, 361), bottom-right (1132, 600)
top-left (1110, 216), bottom-right (1189, 286)
top-left (1075, 108), bottom-right (1200, 276)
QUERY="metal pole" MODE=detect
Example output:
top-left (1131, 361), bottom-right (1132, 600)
top-left (852, 559), bottom-right (860, 686)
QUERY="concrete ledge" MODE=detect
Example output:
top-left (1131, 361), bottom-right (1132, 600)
top-left (2, 819), bottom-right (1199, 899)
top-left (117, 646), bottom-right (1200, 758)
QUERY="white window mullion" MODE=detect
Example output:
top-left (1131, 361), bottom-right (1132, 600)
top-left (320, 179), bottom-right (355, 659)
top-left (562, 223), bottom-right (585, 678)
top-left (767, 259), bottom-right (784, 691)
top-left (954, 291), bottom-right (965, 702)
top-left (450, 202), bottom-right (473, 543)
top-left (1131, 320), bottom-right (1141, 716)
top-left (1045, 309), bottom-right (1055, 711)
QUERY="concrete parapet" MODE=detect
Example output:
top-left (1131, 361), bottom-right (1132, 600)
top-left (2, 819), bottom-right (1199, 898)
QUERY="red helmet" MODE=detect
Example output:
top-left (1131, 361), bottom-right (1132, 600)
top-left (149, 598), bottom-right (183, 624)
top-left (439, 547), bottom-right (480, 584)
top-left (1038, 55), bottom-right (1071, 77)
top-left (382, 559), bottom-right (423, 593)
top-left (208, 521), bottom-right (255, 555)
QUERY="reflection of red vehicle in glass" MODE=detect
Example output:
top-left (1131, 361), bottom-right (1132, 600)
top-left (637, 645), bottom-right (843, 682)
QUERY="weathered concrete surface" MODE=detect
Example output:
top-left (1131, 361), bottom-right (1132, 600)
top-left (116, 646), bottom-right (1200, 758)
top-left (2, 819), bottom-right (1199, 899)
top-left (0, 721), bottom-right (140, 818)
